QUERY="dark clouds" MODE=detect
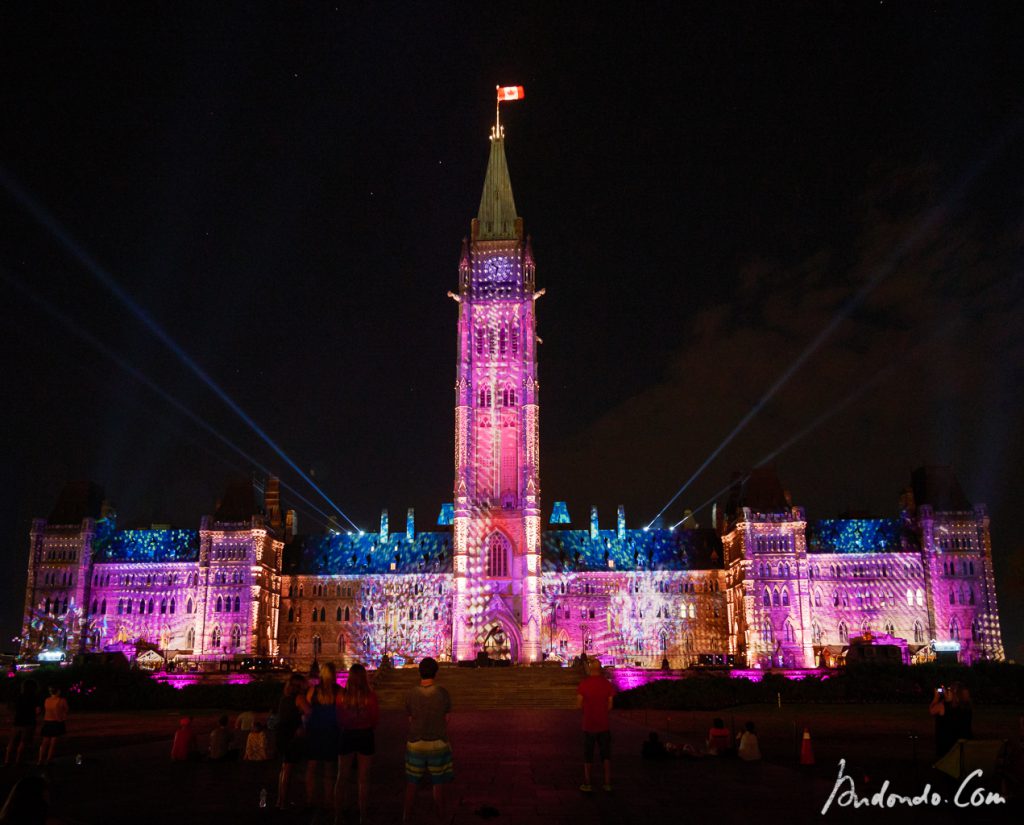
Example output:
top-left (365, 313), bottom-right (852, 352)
top-left (1, 3), bottom-right (1022, 656)
top-left (546, 160), bottom-right (1024, 654)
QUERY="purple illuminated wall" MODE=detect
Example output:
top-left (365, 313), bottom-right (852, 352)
top-left (18, 128), bottom-right (1005, 672)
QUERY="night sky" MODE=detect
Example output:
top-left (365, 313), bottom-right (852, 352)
top-left (2, 4), bottom-right (1022, 656)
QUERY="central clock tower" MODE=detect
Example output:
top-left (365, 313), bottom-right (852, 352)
top-left (450, 121), bottom-right (542, 663)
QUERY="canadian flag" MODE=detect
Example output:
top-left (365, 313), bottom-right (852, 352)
top-left (497, 85), bottom-right (525, 102)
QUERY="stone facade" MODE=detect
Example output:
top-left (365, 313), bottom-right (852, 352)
top-left (19, 126), bottom-right (1004, 670)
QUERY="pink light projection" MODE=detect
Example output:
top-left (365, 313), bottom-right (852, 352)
top-left (17, 122), bottom-right (1005, 676)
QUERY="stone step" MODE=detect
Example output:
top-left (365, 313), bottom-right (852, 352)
top-left (371, 666), bottom-right (585, 710)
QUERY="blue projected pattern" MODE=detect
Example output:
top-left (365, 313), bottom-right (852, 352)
top-left (94, 528), bottom-right (200, 562)
top-left (541, 529), bottom-right (723, 572)
top-left (284, 531), bottom-right (452, 575)
top-left (806, 519), bottom-right (918, 554)
top-left (436, 504), bottom-right (454, 525)
top-left (549, 501), bottom-right (571, 524)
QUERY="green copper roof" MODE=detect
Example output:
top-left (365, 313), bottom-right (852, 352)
top-left (476, 132), bottom-right (519, 240)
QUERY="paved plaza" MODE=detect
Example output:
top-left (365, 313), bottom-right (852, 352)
top-left (2, 702), bottom-right (1021, 825)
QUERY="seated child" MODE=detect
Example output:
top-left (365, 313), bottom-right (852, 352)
top-left (706, 717), bottom-right (731, 756)
top-left (737, 721), bottom-right (761, 762)
top-left (243, 721), bottom-right (269, 761)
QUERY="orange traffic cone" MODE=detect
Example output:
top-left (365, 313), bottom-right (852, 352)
top-left (800, 727), bottom-right (815, 766)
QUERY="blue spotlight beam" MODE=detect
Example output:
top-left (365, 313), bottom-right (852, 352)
top-left (647, 121), bottom-right (1023, 530)
top-left (0, 168), bottom-right (360, 532)
top-left (1, 266), bottom-right (339, 532)
top-left (667, 310), bottom-right (973, 530)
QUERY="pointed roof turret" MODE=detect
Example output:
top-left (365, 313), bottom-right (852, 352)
top-left (475, 126), bottom-right (520, 240)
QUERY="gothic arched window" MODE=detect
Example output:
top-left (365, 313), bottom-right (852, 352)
top-left (486, 532), bottom-right (511, 578)
top-left (211, 627), bottom-right (221, 648)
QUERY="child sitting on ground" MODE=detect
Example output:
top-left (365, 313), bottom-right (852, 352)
top-left (243, 721), bottom-right (269, 761)
top-left (706, 717), bottom-right (731, 756)
top-left (171, 716), bottom-right (198, 761)
top-left (737, 721), bottom-right (761, 762)
top-left (641, 731), bottom-right (671, 761)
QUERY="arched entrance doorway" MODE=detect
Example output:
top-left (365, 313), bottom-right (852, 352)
top-left (481, 624), bottom-right (511, 660)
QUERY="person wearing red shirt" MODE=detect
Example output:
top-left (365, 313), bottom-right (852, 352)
top-left (575, 659), bottom-right (616, 793)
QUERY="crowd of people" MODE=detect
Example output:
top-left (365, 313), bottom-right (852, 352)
top-left (0, 663), bottom-right (996, 823)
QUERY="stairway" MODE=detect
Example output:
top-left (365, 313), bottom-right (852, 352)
top-left (372, 665), bottom-right (584, 710)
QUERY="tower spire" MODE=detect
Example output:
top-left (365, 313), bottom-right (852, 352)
top-left (476, 124), bottom-right (519, 241)
top-left (476, 86), bottom-right (525, 241)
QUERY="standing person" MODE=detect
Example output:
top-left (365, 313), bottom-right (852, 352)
top-left (37, 686), bottom-right (68, 766)
top-left (4, 679), bottom-right (40, 767)
top-left (402, 657), bottom-right (453, 823)
top-left (305, 662), bottom-right (342, 812)
top-left (576, 658), bottom-right (615, 793)
top-left (335, 663), bottom-right (379, 825)
top-left (930, 682), bottom-right (974, 759)
top-left (276, 673), bottom-right (309, 809)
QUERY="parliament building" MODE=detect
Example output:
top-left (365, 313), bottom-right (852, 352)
top-left (21, 121), bottom-right (1005, 671)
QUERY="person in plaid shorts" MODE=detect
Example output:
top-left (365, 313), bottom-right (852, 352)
top-left (402, 657), bottom-right (453, 822)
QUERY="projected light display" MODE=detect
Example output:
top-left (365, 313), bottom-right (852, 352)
top-left (17, 118), bottom-right (1005, 671)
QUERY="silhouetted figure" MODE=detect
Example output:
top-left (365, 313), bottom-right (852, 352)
top-left (706, 717), bottom-right (731, 756)
top-left (577, 659), bottom-right (616, 793)
top-left (37, 686), bottom-right (68, 766)
top-left (171, 716), bottom-right (198, 761)
top-left (208, 714), bottom-right (232, 760)
top-left (275, 673), bottom-right (309, 809)
top-left (0, 774), bottom-right (49, 825)
top-left (403, 657), bottom-right (453, 823)
top-left (5, 679), bottom-right (40, 766)
top-left (737, 721), bottom-right (761, 761)
top-left (335, 663), bottom-right (380, 824)
top-left (642, 731), bottom-right (670, 761)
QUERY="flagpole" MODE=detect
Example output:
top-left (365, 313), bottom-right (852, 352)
top-left (495, 85), bottom-right (501, 137)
